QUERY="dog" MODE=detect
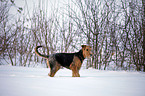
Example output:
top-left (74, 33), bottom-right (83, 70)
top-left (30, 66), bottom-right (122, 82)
top-left (35, 45), bottom-right (92, 77)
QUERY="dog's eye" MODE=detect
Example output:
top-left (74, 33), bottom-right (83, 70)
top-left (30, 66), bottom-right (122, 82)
top-left (86, 49), bottom-right (88, 51)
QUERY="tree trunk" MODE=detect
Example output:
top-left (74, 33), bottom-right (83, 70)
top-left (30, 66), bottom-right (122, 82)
top-left (142, 0), bottom-right (145, 72)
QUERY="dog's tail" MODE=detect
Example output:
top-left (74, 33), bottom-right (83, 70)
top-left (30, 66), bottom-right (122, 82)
top-left (35, 46), bottom-right (49, 59)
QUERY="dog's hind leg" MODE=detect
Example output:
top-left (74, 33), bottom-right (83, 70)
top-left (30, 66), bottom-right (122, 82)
top-left (48, 62), bottom-right (60, 77)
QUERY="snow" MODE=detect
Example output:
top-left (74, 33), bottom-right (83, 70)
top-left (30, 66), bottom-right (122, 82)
top-left (0, 65), bottom-right (145, 96)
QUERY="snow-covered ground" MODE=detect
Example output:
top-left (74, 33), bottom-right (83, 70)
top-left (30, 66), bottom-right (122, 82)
top-left (0, 65), bottom-right (145, 96)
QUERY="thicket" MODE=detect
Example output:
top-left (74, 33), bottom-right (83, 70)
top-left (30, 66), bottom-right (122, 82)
top-left (0, 0), bottom-right (145, 71)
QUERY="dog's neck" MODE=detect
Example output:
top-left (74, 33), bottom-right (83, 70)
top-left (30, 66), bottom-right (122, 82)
top-left (76, 50), bottom-right (85, 63)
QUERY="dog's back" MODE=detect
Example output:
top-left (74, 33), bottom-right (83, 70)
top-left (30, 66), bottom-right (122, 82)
top-left (54, 53), bottom-right (75, 68)
top-left (54, 50), bottom-right (84, 69)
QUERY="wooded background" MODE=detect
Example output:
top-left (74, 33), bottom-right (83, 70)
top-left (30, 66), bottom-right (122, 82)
top-left (0, 0), bottom-right (145, 71)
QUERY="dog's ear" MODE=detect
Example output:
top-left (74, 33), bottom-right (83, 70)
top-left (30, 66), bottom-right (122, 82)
top-left (81, 45), bottom-right (86, 49)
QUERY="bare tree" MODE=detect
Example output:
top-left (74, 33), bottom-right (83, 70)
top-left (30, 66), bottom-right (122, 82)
top-left (1, 0), bottom-right (144, 71)
top-left (142, 0), bottom-right (145, 72)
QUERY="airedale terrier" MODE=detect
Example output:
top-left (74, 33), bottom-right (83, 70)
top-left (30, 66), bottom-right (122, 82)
top-left (35, 45), bottom-right (92, 77)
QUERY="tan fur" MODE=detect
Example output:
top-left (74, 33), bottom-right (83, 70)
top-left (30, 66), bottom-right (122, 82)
top-left (47, 59), bottom-right (50, 68)
top-left (70, 56), bottom-right (82, 77)
top-left (70, 45), bottom-right (92, 77)
top-left (82, 45), bottom-right (92, 58)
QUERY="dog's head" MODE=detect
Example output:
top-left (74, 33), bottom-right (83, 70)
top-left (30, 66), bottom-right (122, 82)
top-left (81, 45), bottom-right (92, 58)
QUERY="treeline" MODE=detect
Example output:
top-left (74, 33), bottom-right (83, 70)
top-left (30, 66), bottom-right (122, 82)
top-left (0, 0), bottom-right (145, 71)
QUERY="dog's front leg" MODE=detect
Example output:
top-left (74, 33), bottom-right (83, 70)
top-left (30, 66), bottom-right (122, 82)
top-left (70, 62), bottom-right (80, 77)
top-left (76, 72), bottom-right (80, 77)
top-left (72, 69), bottom-right (80, 77)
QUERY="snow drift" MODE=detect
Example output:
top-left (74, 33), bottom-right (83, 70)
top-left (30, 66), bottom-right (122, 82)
top-left (0, 65), bottom-right (145, 96)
